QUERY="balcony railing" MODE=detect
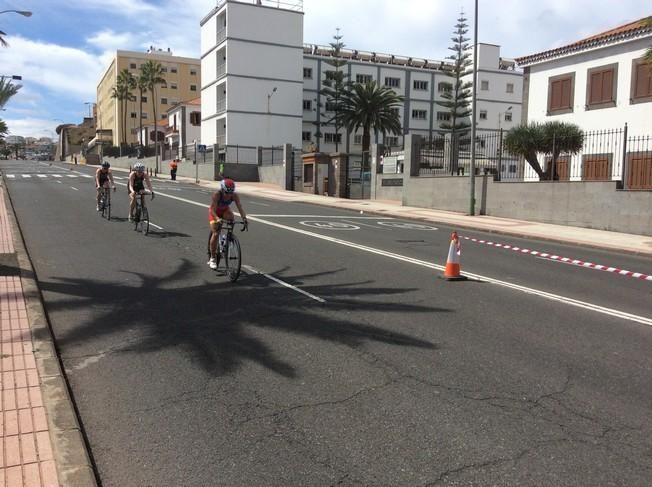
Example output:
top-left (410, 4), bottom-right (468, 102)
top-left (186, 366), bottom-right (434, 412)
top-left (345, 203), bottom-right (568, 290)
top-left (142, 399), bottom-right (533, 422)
top-left (217, 0), bottom-right (303, 11)
top-left (216, 63), bottom-right (226, 79)
top-left (216, 28), bottom-right (226, 45)
top-left (216, 135), bottom-right (226, 146)
top-left (216, 98), bottom-right (226, 114)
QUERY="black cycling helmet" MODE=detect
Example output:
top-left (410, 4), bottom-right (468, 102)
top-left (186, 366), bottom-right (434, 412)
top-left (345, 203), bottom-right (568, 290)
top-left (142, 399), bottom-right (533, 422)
top-left (101, 161), bottom-right (110, 168)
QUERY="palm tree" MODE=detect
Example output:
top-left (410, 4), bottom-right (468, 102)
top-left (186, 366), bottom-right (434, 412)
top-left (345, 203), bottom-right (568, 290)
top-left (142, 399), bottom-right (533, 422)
top-left (336, 81), bottom-right (403, 154)
top-left (0, 78), bottom-right (21, 108)
top-left (141, 60), bottom-right (165, 170)
top-left (0, 30), bottom-right (7, 48)
top-left (644, 16), bottom-right (652, 68)
top-left (0, 119), bottom-right (8, 139)
top-left (116, 68), bottom-right (135, 149)
top-left (136, 71), bottom-right (149, 149)
top-left (504, 121), bottom-right (583, 180)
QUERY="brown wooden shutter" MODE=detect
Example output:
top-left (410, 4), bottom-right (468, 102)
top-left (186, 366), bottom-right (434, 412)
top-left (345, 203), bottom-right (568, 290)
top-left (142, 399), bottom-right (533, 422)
top-left (589, 72), bottom-right (602, 104)
top-left (627, 153), bottom-right (652, 190)
top-left (561, 78), bottom-right (572, 108)
top-left (550, 80), bottom-right (561, 110)
top-left (634, 64), bottom-right (652, 99)
top-left (582, 156), bottom-right (610, 181)
top-left (602, 70), bottom-right (613, 102)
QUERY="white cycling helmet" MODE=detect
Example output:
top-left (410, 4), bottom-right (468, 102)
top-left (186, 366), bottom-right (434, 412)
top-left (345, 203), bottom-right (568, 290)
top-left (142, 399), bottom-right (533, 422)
top-left (134, 162), bottom-right (145, 172)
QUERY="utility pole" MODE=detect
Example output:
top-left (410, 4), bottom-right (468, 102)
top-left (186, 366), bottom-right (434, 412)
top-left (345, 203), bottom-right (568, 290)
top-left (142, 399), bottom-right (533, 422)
top-left (469, 0), bottom-right (479, 216)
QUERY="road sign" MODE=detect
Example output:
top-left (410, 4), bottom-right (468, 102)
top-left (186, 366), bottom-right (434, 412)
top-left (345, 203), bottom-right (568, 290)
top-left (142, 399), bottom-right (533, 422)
top-left (197, 144), bottom-right (207, 153)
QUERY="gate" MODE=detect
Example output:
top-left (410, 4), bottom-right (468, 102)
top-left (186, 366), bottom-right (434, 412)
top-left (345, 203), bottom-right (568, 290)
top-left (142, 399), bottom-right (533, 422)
top-left (347, 151), bottom-right (371, 199)
top-left (290, 148), bottom-right (303, 191)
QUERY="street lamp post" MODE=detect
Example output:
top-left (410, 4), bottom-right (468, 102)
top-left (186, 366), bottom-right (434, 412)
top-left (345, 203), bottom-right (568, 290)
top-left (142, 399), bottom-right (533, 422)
top-left (267, 87), bottom-right (277, 114)
top-left (497, 107), bottom-right (512, 181)
top-left (469, 0), bottom-right (479, 216)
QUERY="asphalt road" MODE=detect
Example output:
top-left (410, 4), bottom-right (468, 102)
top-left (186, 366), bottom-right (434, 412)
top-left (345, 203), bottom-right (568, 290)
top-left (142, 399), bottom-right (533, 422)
top-left (3, 159), bottom-right (652, 486)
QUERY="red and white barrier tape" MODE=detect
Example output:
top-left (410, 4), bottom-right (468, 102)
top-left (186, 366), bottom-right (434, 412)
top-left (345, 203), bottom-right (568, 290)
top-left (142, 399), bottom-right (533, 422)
top-left (460, 236), bottom-right (652, 282)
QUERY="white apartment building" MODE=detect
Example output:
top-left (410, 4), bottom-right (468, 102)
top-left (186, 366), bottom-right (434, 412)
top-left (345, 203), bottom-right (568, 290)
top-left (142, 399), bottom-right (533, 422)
top-left (200, 0), bottom-right (522, 155)
top-left (200, 0), bottom-right (304, 150)
top-left (165, 97), bottom-right (202, 159)
top-left (516, 18), bottom-right (652, 135)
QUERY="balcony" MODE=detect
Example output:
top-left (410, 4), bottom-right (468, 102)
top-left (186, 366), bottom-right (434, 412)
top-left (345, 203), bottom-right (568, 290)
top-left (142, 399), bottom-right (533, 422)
top-left (216, 134), bottom-right (226, 146)
top-left (216, 98), bottom-right (226, 114)
top-left (216, 28), bottom-right (226, 45)
top-left (216, 63), bottom-right (226, 79)
top-left (217, 0), bottom-right (303, 11)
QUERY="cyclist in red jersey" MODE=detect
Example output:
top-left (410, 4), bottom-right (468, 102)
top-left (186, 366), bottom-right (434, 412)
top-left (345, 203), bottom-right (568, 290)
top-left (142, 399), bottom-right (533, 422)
top-left (208, 178), bottom-right (248, 269)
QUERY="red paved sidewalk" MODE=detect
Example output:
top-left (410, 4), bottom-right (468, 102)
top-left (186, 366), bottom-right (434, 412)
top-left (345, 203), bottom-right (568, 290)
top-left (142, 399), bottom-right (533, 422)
top-left (0, 190), bottom-right (60, 486)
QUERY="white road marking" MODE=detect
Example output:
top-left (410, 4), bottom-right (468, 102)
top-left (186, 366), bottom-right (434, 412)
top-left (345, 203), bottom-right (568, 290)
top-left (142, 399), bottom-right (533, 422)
top-left (149, 222), bottom-right (164, 230)
top-left (378, 221), bottom-right (438, 231)
top-left (71, 187), bottom-right (79, 191)
top-left (67, 351), bottom-right (107, 371)
top-left (66, 174), bottom-right (77, 178)
top-left (130, 189), bottom-right (652, 328)
top-left (53, 175), bottom-right (62, 178)
top-left (37, 174), bottom-right (47, 178)
top-left (6, 175), bottom-right (15, 178)
top-left (22, 174), bottom-right (31, 178)
top-left (300, 221), bottom-right (360, 230)
top-left (243, 265), bottom-right (326, 303)
top-left (343, 219), bottom-right (387, 229)
top-left (249, 214), bottom-right (393, 219)
top-left (81, 174), bottom-right (93, 178)
top-left (56, 181), bottom-right (62, 184)
top-left (250, 201), bottom-right (271, 207)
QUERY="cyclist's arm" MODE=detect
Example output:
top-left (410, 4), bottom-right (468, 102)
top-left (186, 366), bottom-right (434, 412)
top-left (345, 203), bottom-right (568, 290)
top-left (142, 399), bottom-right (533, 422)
top-left (127, 173), bottom-right (134, 193)
top-left (234, 194), bottom-right (247, 220)
top-left (108, 171), bottom-right (115, 187)
top-left (145, 174), bottom-right (153, 192)
top-left (95, 169), bottom-right (101, 187)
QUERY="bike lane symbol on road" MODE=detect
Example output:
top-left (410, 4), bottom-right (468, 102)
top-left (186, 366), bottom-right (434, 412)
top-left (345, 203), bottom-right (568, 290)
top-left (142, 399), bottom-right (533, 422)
top-left (300, 221), bottom-right (360, 230)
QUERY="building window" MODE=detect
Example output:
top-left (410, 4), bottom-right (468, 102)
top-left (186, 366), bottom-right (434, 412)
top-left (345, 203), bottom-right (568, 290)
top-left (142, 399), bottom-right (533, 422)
top-left (190, 85), bottom-right (197, 91)
top-left (385, 77), bottom-right (400, 88)
top-left (356, 74), bottom-right (373, 84)
top-left (385, 136), bottom-right (399, 146)
top-left (436, 111), bottom-right (451, 122)
top-left (324, 133), bottom-right (342, 143)
top-left (171, 83), bottom-right (177, 90)
top-left (302, 131), bottom-right (311, 141)
top-left (141, 112), bottom-right (148, 119)
top-left (161, 82), bottom-right (167, 89)
top-left (354, 135), bottom-right (362, 145)
top-left (504, 112), bottom-right (513, 122)
top-left (161, 67), bottom-right (168, 73)
top-left (141, 96), bottom-right (147, 103)
top-left (161, 98), bottom-right (168, 105)
top-left (438, 82), bottom-right (452, 93)
top-left (325, 71), bottom-right (336, 81)
top-left (303, 100), bottom-right (312, 111)
top-left (161, 114), bottom-right (167, 119)
top-left (325, 101), bottom-right (337, 112)
top-left (130, 112), bottom-right (137, 118)
top-left (303, 68), bottom-right (312, 79)
top-left (171, 67), bottom-right (177, 74)
top-left (411, 109), bottom-right (427, 120)
top-left (481, 80), bottom-right (489, 91)
top-left (631, 58), bottom-right (652, 104)
top-left (190, 69), bottom-right (197, 76)
top-left (506, 83), bottom-right (514, 93)
top-left (587, 64), bottom-right (617, 109)
top-left (548, 73), bottom-right (574, 114)
top-left (413, 80), bottom-right (428, 91)
top-left (190, 111), bottom-right (201, 126)
top-left (129, 63), bottom-right (136, 69)
top-left (479, 110), bottom-right (488, 120)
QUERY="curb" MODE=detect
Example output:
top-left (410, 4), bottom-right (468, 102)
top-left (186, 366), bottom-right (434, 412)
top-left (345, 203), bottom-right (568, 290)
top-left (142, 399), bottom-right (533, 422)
top-left (2, 178), bottom-right (98, 487)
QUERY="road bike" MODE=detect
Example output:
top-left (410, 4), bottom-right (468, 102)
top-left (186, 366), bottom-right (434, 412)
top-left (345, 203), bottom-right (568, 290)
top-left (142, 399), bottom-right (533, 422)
top-left (133, 191), bottom-right (153, 235)
top-left (98, 185), bottom-right (113, 220)
top-left (207, 220), bottom-right (247, 282)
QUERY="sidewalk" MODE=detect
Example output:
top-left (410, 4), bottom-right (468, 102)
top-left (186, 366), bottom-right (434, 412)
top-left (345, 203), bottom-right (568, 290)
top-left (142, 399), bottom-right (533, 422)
top-left (0, 182), bottom-right (95, 486)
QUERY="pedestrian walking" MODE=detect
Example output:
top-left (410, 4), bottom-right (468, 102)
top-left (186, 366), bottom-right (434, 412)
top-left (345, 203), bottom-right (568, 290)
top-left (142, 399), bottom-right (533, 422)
top-left (170, 158), bottom-right (178, 180)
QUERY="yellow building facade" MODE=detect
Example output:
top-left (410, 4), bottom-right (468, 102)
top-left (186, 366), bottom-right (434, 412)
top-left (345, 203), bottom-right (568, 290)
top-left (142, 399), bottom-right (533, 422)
top-left (96, 49), bottom-right (201, 147)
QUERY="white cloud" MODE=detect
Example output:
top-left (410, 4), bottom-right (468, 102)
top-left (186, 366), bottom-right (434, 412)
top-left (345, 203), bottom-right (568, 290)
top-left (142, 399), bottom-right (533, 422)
top-left (3, 117), bottom-right (60, 139)
top-left (86, 29), bottom-right (137, 51)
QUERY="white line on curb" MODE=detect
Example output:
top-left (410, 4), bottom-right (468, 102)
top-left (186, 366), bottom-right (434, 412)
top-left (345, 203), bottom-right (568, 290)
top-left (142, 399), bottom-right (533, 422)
top-left (134, 189), bottom-right (652, 328)
top-left (70, 187), bottom-right (79, 191)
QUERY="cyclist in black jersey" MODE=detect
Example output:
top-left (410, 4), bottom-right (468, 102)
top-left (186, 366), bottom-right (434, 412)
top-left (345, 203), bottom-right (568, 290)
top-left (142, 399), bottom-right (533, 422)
top-left (95, 161), bottom-right (115, 211)
top-left (128, 162), bottom-right (154, 222)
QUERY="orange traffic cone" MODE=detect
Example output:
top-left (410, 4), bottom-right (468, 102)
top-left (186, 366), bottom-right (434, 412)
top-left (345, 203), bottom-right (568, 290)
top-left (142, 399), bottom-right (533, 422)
top-left (444, 231), bottom-right (464, 280)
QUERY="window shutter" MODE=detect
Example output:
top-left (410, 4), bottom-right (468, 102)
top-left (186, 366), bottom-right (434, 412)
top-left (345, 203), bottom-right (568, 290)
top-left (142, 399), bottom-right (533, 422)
top-left (590, 72), bottom-right (602, 104)
top-left (602, 70), bottom-right (613, 102)
top-left (635, 64), bottom-right (652, 98)
top-left (561, 79), bottom-right (571, 108)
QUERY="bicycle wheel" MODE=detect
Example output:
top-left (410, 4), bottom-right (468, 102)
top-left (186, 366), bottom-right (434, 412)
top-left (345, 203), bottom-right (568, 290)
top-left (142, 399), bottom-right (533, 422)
top-left (105, 190), bottom-right (111, 220)
top-left (134, 207), bottom-right (141, 231)
top-left (224, 234), bottom-right (241, 282)
top-left (141, 207), bottom-right (149, 235)
top-left (99, 194), bottom-right (105, 218)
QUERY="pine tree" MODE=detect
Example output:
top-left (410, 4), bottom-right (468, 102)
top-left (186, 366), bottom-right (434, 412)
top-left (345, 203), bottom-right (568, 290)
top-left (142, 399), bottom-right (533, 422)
top-left (321, 28), bottom-right (351, 152)
top-left (436, 12), bottom-right (473, 136)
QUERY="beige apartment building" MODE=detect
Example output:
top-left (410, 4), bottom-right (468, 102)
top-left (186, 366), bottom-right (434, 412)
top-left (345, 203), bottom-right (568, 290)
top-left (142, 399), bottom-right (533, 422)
top-left (96, 48), bottom-right (201, 147)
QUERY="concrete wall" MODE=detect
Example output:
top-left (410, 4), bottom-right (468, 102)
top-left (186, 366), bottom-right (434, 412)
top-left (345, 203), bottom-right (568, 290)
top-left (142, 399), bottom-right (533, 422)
top-left (258, 165), bottom-right (285, 187)
top-left (374, 173), bottom-right (652, 236)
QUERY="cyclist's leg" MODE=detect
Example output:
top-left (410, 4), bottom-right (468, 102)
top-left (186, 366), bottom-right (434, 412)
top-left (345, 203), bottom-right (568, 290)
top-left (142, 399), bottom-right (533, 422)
top-left (129, 191), bottom-right (136, 219)
top-left (221, 208), bottom-right (235, 227)
top-left (96, 187), bottom-right (102, 207)
top-left (209, 222), bottom-right (220, 259)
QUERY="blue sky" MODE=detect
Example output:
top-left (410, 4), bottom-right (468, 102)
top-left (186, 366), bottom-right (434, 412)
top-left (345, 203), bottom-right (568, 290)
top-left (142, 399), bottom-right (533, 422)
top-left (1, 0), bottom-right (649, 139)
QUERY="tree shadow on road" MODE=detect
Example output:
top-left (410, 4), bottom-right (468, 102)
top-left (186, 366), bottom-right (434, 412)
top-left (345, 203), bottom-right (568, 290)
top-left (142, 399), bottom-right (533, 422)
top-left (39, 259), bottom-right (447, 378)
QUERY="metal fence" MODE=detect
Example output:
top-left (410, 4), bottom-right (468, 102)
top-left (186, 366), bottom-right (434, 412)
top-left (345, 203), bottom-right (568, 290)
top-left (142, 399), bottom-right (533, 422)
top-left (415, 126), bottom-right (652, 190)
top-left (260, 146), bottom-right (284, 165)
